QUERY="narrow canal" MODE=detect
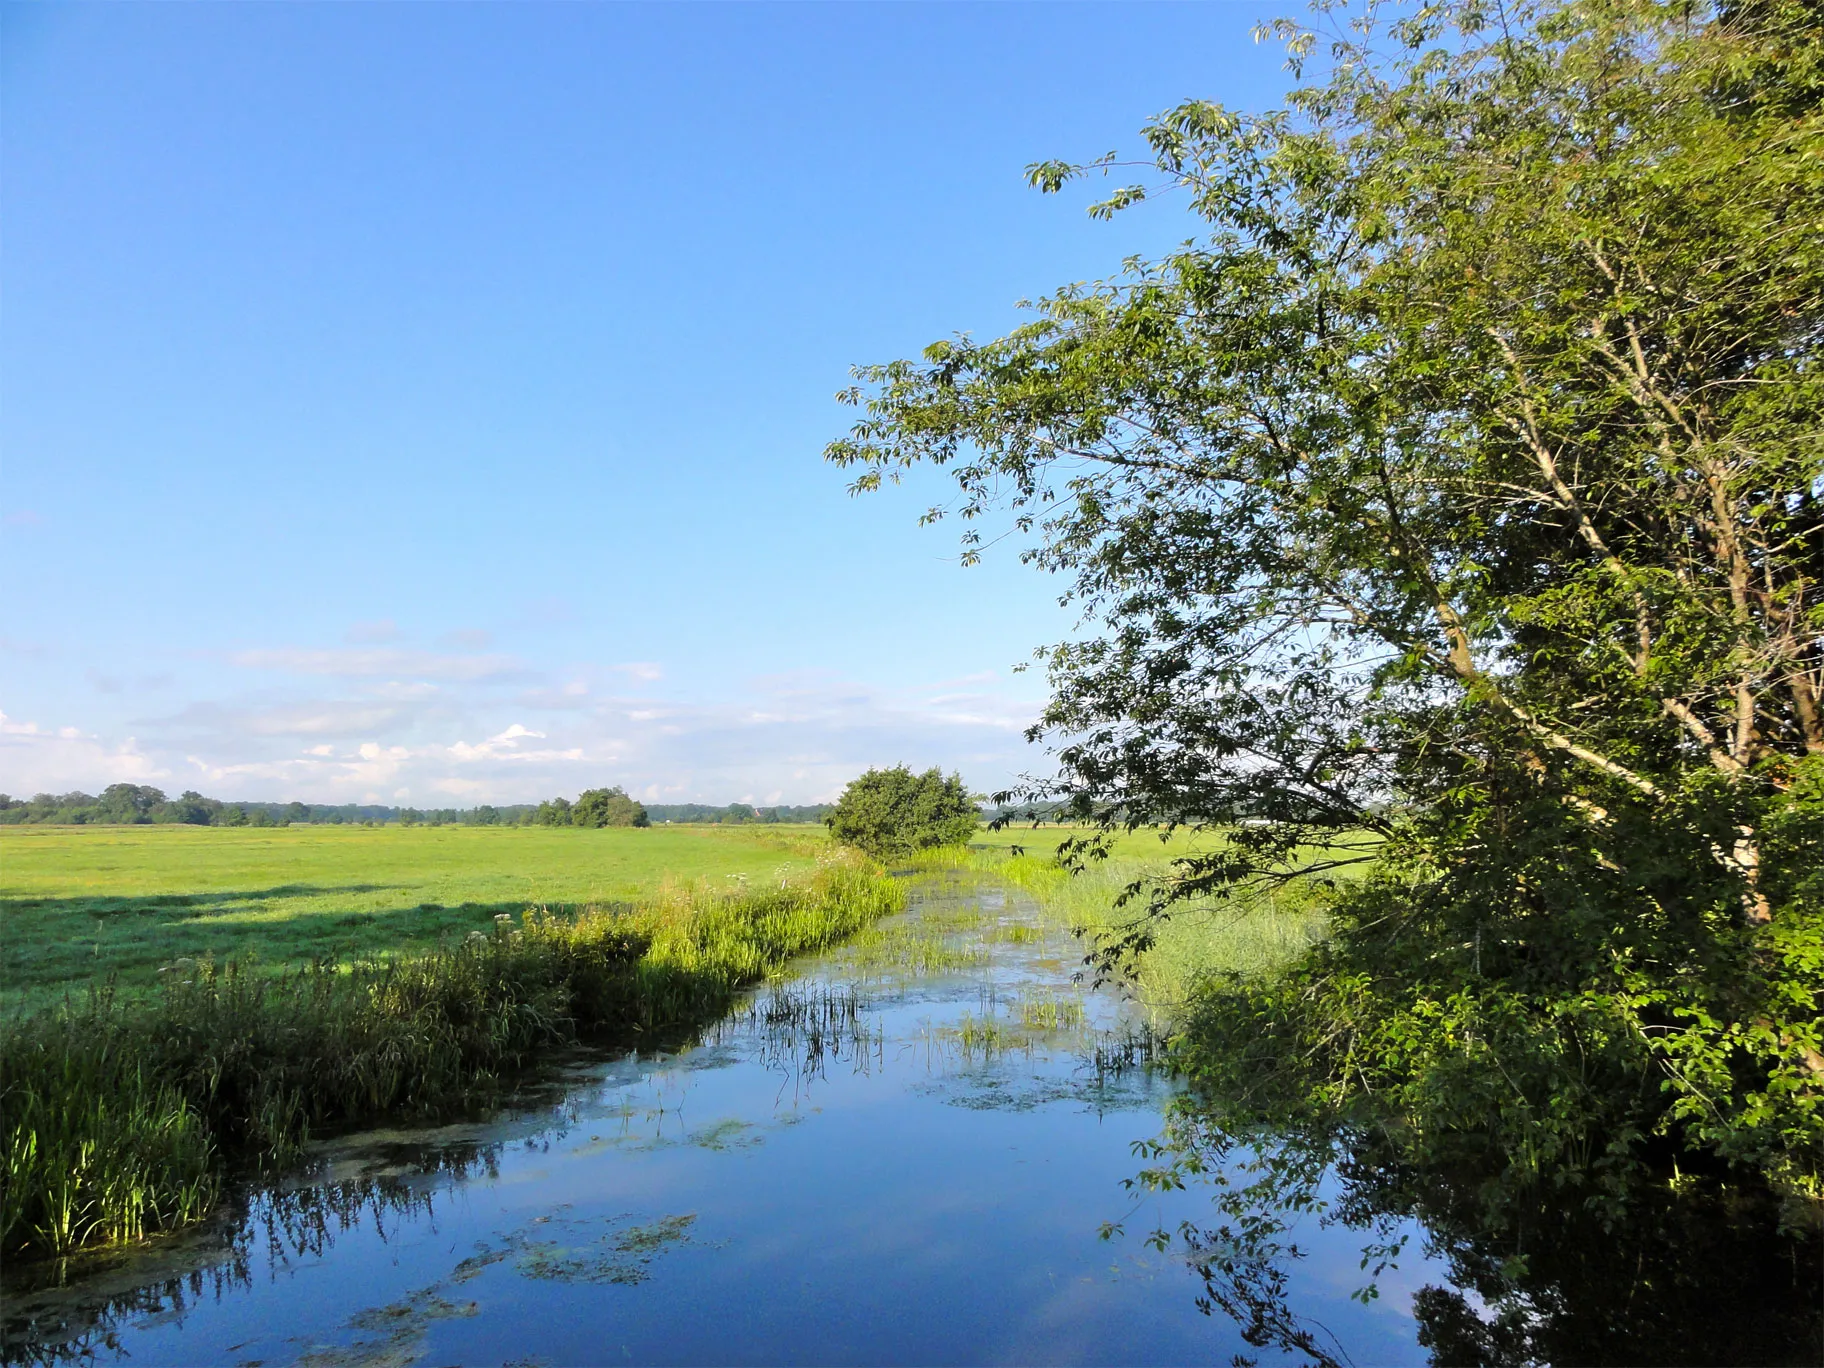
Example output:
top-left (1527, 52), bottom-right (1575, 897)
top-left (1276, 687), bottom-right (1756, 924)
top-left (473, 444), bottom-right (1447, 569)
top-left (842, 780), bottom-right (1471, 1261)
top-left (5, 874), bottom-right (1817, 1365)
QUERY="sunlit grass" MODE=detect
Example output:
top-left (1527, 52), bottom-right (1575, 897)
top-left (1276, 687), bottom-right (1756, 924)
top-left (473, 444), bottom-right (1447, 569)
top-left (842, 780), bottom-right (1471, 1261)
top-left (1014, 988), bottom-right (1087, 1032)
top-left (948, 1011), bottom-right (1033, 1059)
top-left (0, 823), bottom-right (833, 1014)
top-left (983, 922), bottom-right (1044, 945)
top-left (838, 921), bottom-right (987, 976)
top-left (1000, 853), bottom-right (1328, 1009)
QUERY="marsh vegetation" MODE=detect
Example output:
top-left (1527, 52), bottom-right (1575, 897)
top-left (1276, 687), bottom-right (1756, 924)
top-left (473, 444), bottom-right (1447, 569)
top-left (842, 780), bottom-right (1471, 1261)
top-left (0, 846), bottom-right (900, 1260)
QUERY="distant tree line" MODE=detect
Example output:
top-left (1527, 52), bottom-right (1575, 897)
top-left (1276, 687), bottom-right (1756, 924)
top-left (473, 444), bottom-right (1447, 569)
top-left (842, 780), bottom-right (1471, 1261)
top-left (0, 784), bottom-right (831, 828)
top-left (643, 803), bottom-right (832, 825)
top-left (0, 786), bottom-right (318, 827)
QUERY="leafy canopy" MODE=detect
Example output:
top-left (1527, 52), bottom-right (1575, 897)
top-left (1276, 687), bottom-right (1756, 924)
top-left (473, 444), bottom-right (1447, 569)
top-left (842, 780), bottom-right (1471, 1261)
top-left (830, 0), bottom-right (1824, 1194)
top-left (826, 766), bottom-right (979, 859)
top-left (562, 787), bottom-right (650, 829)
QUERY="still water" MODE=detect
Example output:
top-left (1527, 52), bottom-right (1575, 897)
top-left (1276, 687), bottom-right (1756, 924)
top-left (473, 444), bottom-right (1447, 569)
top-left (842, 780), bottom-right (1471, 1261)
top-left (5, 875), bottom-right (1818, 1366)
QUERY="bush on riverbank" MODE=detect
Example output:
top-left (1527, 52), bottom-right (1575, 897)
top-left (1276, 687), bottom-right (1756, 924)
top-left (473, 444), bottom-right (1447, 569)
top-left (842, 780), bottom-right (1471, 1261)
top-left (0, 850), bottom-right (902, 1260)
top-left (827, 766), bottom-right (978, 860)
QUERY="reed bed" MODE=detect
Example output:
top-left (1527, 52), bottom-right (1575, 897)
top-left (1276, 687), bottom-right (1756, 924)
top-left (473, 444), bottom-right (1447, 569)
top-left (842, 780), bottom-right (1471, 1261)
top-left (1003, 854), bottom-right (1324, 992)
top-left (904, 842), bottom-right (1327, 1015)
top-left (0, 850), bottom-right (901, 1261)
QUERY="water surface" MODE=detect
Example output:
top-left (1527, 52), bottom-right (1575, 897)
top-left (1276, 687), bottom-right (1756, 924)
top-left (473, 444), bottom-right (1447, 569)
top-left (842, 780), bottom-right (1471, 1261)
top-left (5, 875), bottom-right (1816, 1366)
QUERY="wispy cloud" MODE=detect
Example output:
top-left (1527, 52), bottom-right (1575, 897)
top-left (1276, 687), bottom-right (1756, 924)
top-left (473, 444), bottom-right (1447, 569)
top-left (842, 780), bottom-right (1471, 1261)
top-left (229, 647), bottom-right (531, 682)
top-left (609, 662), bottom-right (663, 682)
top-left (87, 669), bottom-right (175, 697)
top-left (146, 700), bottom-right (411, 738)
top-left (344, 619), bottom-right (404, 645)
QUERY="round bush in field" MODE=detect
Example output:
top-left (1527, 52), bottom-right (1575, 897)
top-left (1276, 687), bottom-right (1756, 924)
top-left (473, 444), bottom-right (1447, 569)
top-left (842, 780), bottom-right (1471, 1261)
top-left (826, 766), bottom-right (977, 859)
top-left (570, 787), bottom-right (649, 828)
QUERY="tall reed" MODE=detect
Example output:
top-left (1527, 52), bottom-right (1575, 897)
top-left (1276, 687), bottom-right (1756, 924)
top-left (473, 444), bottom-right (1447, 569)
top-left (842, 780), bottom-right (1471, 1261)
top-left (0, 850), bottom-right (900, 1261)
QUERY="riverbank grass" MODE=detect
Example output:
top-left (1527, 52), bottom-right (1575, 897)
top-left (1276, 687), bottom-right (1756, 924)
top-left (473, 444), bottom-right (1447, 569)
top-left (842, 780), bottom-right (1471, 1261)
top-left (0, 851), bottom-right (901, 1261)
top-left (930, 826), bottom-right (1334, 1012)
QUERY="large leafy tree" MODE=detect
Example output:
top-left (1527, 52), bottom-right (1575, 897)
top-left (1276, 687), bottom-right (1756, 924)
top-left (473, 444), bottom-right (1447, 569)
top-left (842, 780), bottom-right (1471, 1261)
top-left (830, 0), bottom-right (1823, 1190)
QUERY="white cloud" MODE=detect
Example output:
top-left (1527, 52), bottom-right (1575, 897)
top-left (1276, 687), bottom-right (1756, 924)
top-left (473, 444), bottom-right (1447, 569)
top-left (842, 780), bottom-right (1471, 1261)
top-left (446, 723), bottom-right (581, 763)
top-left (0, 711), bottom-right (168, 793)
top-left (6, 662), bottom-right (1048, 804)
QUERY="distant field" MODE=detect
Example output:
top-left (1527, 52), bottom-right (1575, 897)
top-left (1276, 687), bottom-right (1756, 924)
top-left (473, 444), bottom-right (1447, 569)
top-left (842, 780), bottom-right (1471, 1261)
top-left (0, 823), bottom-right (831, 1012)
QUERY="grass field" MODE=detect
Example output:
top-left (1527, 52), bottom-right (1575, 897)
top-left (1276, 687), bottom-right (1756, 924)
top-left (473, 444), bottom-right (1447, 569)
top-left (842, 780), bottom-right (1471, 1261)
top-left (0, 821), bottom-right (1344, 1017)
top-left (965, 822), bottom-right (1202, 857)
top-left (0, 823), bottom-right (830, 1013)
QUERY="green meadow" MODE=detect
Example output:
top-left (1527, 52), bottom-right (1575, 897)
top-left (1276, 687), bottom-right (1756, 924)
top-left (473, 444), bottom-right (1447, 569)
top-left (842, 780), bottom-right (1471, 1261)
top-left (0, 823), bottom-right (830, 1014)
top-left (2, 848), bottom-right (904, 1257)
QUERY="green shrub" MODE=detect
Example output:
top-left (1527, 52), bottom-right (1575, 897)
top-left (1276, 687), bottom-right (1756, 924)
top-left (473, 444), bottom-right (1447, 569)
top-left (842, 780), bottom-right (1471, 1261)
top-left (571, 787), bottom-right (649, 828)
top-left (826, 766), bottom-right (978, 860)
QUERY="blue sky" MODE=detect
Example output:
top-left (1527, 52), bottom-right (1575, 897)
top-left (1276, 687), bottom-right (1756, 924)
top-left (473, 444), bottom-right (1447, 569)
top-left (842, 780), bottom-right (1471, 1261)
top-left (2, 1), bottom-right (1287, 806)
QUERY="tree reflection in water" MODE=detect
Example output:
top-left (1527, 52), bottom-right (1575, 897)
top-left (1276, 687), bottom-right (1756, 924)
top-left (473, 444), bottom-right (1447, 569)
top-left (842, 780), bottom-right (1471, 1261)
top-left (1129, 1104), bottom-right (1822, 1368)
